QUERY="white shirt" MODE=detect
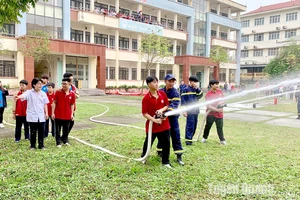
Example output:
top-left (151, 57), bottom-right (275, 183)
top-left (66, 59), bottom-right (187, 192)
top-left (22, 89), bottom-right (49, 122)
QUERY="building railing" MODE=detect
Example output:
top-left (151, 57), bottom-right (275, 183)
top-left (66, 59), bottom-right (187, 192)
top-left (240, 72), bottom-right (268, 80)
top-left (211, 36), bottom-right (237, 43)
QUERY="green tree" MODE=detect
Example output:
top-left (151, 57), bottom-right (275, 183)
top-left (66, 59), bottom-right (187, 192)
top-left (0, 0), bottom-right (42, 25)
top-left (264, 42), bottom-right (300, 77)
top-left (209, 45), bottom-right (229, 80)
top-left (18, 30), bottom-right (52, 69)
top-left (139, 33), bottom-right (172, 90)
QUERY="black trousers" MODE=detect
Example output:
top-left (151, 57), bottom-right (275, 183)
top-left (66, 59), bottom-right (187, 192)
top-left (142, 130), bottom-right (170, 164)
top-left (45, 118), bottom-right (55, 137)
top-left (203, 115), bottom-right (225, 141)
top-left (0, 107), bottom-right (4, 123)
top-left (55, 119), bottom-right (71, 145)
top-left (29, 122), bottom-right (45, 149)
top-left (15, 116), bottom-right (29, 141)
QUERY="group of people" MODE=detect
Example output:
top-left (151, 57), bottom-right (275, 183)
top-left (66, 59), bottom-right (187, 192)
top-left (7, 73), bottom-right (79, 150)
top-left (141, 74), bottom-right (226, 168)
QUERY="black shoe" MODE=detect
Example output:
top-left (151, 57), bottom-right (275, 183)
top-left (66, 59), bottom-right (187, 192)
top-left (177, 155), bottom-right (184, 166)
top-left (186, 141), bottom-right (193, 146)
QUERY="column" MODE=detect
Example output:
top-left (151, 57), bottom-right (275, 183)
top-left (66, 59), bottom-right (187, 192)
top-left (129, 37), bottom-right (132, 51)
top-left (217, 3), bottom-right (221, 15)
top-left (90, 0), bottom-right (94, 12)
top-left (206, 0), bottom-right (210, 13)
top-left (226, 67), bottom-right (229, 83)
top-left (156, 63), bottom-right (160, 79)
top-left (17, 52), bottom-right (24, 81)
top-left (97, 55), bottom-right (106, 89)
top-left (90, 25), bottom-right (94, 43)
top-left (235, 30), bottom-right (242, 85)
top-left (115, 29), bottom-right (119, 86)
top-left (115, 0), bottom-right (119, 13)
top-left (216, 25), bottom-right (220, 39)
top-left (173, 40), bottom-right (177, 56)
top-left (89, 56), bottom-right (97, 88)
top-left (174, 14), bottom-right (177, 30)
top-left (172, 64), bottom-right (179, 81)
top-left (63, 0), bottom-right (71, 40)
top-left (17, 12), bottom-right (26, 36)
top-left (227, 28), bottom-right (231, 40)
top-left (188, 0), bottom-right (193, 6)
top-left (157, 9), bottom-right (161, 23)
top-left (137, 34), bottom-right (142, 85)
top-left (83, 31), bottom-right (86, 42)
top-left (83, 0), bottom-right (86, 10)
top-left (237, 11), bottom-right (241, 21)
top-left (204, 66), bottom-right (210, 88)
top-left (62, 54), bottom-right (66, 75)
top-left (183, 63), bottom-right (190, 84)
top-left (138, 4), bottom-right (142, 13)
top-left (228, 7), bottom-right (232, 19)
top-left (23, 57), bottom-right (34, 82)
top-left (107, 35), bottom-right (110, 48)
top-left (186, 17), bottom-right (194, 55)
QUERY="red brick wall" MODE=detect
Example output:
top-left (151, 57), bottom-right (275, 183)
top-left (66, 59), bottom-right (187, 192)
top-left (24, 57), bottom-right (34, 83)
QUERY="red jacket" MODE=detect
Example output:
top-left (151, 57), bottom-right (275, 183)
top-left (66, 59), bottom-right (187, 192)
top-left (15, 91), bottom-right (27, 117)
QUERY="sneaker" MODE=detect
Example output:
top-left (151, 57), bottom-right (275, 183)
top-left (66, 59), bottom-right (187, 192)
top-left (141, 160), bottom-right (146, 164)
top-left (15, 140), bottom-right (20, 143)
top-left (201, 138), bottom-right (207, 143)
top-left (30, 147), bottom-right (35, 150)
top-left (163, 164), bottom-right (173, 169)
top-left (65, 143), bottom-right (70, 146)
top-left (186, 141), bottom-right (193, 146)
top-left (0, 123), bottom-right (5, 128)
top-left (57, 145), bottom-right (62, 148)
top-left (220, 141), bottom-right (227, 145)
top-left (177, 155), bottom-right (185, 166)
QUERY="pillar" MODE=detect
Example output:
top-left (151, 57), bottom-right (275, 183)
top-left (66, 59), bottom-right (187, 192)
top-left (204, 66), bottom-right (210, 88)
top-left (228, 7), bottom-right (232, 19)
top-left (17, 12), bottom-right (26, 37)
top-left (174, 14), bottom-right (177, 30)
top-left (173, 40), bottom-right (177, 56)
top-left (90, 0), bottom-right (94, 12)
top-left (213, 65), bottom-right (219, 80)
top-left (129, 37), bottom-right (132, 51)
top-left (137, 4), bottom-right (142, 13)
top-left (226, 67), bottom-right (229, 83)
top-left (63, 0), bottom-right (71, 40)
top-left (183, 63), bottom-right (190, 84)
top-left (237, 11), bottom-right (241, 21)
top-left (24, 57), bottom-right (34, 82)
top-left (83, 0), bottom-right (86, 10)
top-left (115, 29), bottom-right (119, 86)
top-left (206, 0), bottom-right (210, 13)
top-left (62, 54), bottom-right (66, 74)
top-left (216, 25), bottom-right (220, 38)
top-left (172, 64), bottom-right (179, 81)
top-left (137, 34), bottom-right (142, 85)
top-left (188, 0), bottom-right (193, 6)
top-left (227, 28), bottom-right (231, 40)
top-left (90, 25), bottom-right (94, 43)
top-left (83, 31), bottom-right (86, 42)
top-left (115, 0), bottom-right (119, 13)
top-left (156, 63), bottom-right (160, 79)
top-left (89, 56), bottom-right (97, 88)
top-left (217, 3), bottom-right (221, 15)
top-left (186, 17), bottom-right (194, 55)
top-left (157, 9), bottom-right (161, 23)
top-left (97, 56), bottom-right (106, 89)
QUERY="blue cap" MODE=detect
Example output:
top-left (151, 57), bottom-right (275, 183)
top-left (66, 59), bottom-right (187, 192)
top-left (165, 74), bottom-right (176, 81)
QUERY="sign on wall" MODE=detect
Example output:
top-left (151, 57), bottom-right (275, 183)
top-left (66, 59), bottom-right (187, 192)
top-left (119, 18), bottom-right (163, 36)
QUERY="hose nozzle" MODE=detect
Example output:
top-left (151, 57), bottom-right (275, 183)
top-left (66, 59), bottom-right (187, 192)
top-left (217, 104), bottom-right (227, 108)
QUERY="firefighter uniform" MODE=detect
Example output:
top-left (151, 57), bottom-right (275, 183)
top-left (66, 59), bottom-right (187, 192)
top-left (181, 83), bottom-right (203, 145)
top-left (157, 86), bottom-right (184, 157)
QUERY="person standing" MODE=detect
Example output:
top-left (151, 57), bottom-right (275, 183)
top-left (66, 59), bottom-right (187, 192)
top-left (157, 74), bottom-right (184, 165)
top-left (45, 82), bottom-right (56, 138)
top-left (15, 78), bottom-right (49, 150)
top-left (140, 76), bottom-right (172, 168)
top-left (295, 85), bottom-right (300, 119)
top-left (41, 74), bottom-right (49, 93)
top-left (202, 79), bottom-right (226, 145)
top-left (63, 72), bottom-right (79, 134)
top-left (13, 80), bottom-right (29, 142)
top-left (0, 80), bottom-right (9, 128)
top-left (181, 75), bottom-right (203, 145)
top-left (52, 78), bottom-right (76, 147)
top-left (179, 80), bottom-right (186, 95)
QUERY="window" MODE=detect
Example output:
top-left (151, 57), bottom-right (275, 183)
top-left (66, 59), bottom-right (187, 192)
top-left (254, 18), bottom-right (264, 26)
top-left (106, 67), bottom-right (108, 79)
top-left (119, 37), bottom-right (129, 50)
top-left (0, 60), bottom-right (15, 77)
top-left (286, 12), bottom-right (297, 21)
top-left (109, 35), bottom-right (115, 49)
top-left (1, 23), bottom-right (15, 37)
top-left (119, 7), bottom-right (129, 15)
top-left (177, 22), bottom-right (182, 30)
top-left (132, 39), bottom-right (138, 51)
top-left (167, 20), bottom-right (174, 29)
top-left (176, 45), bottom-right (181, 56)
top-left (220, 32), bottom-right (227, 40)
top-left (270, 15), bottom-right (280, 24)
top-left (168, 45), bottom-right (173, 53)
top-left (253, 49), bottom-right (263, 57)
top-left (210, 9), bottom-right (217, 14)
top-left (254, 33), bottom-right (264, 41)
top-left (94, 33), bottom-right (108, 46)
top-left (211, 30), bottom-right (217, 37)
top-left (109, 67), bottom-right (115, 79)
top-left (85, 31), bottom-right (90, 43)
top-left (285, 29), bottom-right (296, 38)
top-left (159, 70), bottom-right (165, 80)
top-left (94, 2), bottom-right (108, 10)
top-left (131, 68), bottom-right (137, 80)
top-left (71, 0), bottom-right (83, 9)
top-left (241, 50), bottom-right (249, 58)
top-left (241, 35), bottom-right (249, 43)
top-left (242, 20), bottom-right (250, 28)
top-left (151, 16), bottom-right (157, 23)
top-left (268, 48), bottom-right (279, 56)
top-left (71, 29), bottom-right (83, 42)
top-left (269, 31), bottom-right (280, 40)
top-left (221, 12), bottom-right (228, 17)
top-left (150, 69), bottom-right (156, 76)
top-left (119, 67), bottom-right (129, 80)
top-left (219, 69), bottom-right (226, 82)
top-left (141, 69), bottom-right (147, 79)
top-left (161, 18), bottom-right (166, 27)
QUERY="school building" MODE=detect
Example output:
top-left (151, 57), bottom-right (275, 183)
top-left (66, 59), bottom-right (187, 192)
top-left (0, 0), bottom-right (245, 89)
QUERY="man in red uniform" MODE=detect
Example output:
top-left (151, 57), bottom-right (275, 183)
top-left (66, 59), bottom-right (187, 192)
top-left (13, 80), bottom-right (29, 142)
top-left (141, 76), bottom-right (172, 168)
top-left (52, 78), bottom-right (76, 147)
top-left (45, 82), bottom-right (55, 138)
top-left (202, 79), bottom-right (227, 145)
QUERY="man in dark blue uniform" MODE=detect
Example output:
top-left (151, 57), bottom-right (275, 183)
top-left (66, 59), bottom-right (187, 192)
top-left (157, 74), bottom-right (184, 165)
top-left (179, 80), bottom-right (187, 95)
top-left (181, 75), bottom-right (203, 145)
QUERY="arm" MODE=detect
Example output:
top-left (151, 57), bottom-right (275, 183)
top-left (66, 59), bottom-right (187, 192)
top-left (167, 91), bottom-right (180, 111)
top-left (196, 88), bottom-right (203, 99)
top-left (71, 104), bottom-right (75, 120)
top-left (44, 104), bottom-right (48, 120)
top-left (51, 101), bottom-right (56, 120)
top-left (143, 113), bottom-right (162, 125)
top-left (12, 93), bottom-right (17, 120)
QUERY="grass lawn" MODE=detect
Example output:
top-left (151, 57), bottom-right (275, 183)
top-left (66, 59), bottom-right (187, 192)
top-left (0, 97), bottom-right (300, 199)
